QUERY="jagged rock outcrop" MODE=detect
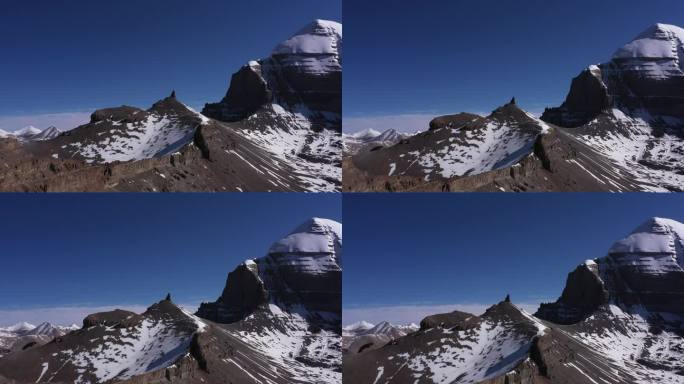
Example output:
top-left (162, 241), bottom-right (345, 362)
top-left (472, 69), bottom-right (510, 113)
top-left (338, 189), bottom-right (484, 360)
top-left (82, 309), bottom-right (140, 328)
top-left (419, 310), bottom-right (474, 331)
top-left (428, 112), bottom-right (482, 131)
top-left (196, 261), bottom-right (268, 323)
top-left (541, 66), bottom-right (611, 128)
top-left (535, 261), bottom-right (609, 324)
top-left (203, 64), bottom-right (273, 121)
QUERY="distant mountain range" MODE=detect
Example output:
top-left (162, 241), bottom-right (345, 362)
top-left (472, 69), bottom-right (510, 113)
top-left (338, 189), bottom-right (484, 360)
top-left (0, 126), bottom-right (62, 142)
top-left (344, 217), bottom-right (684, 383)
top-left (344, 23), bottom-right (684, 192)
top-left (343, 128), bottom-right (414, 155)
top-left (342, 321), bottom-right (418, 355)
top-left (0, 322), bottom-right (78, 358)
top-left (0, 19), bottom-right (341, 192)
top-left (0, 217), bottom-right (342, 383)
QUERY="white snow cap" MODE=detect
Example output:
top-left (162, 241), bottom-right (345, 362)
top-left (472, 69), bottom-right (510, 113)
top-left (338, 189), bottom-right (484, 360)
top-left (268, 217), bottom-right (341, 254)
top-left (609, 217), bottom-right (684, 255)
top-left (614, 23), bottom-right (684, 60)
top-left (273, 19), bottom-right (342, 56)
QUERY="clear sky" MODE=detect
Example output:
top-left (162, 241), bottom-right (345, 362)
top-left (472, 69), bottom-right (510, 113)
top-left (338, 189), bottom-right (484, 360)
top-left (0, 193), bottom-right (341, 326)
top-left (343, 193), bottom-right (684, 325)
top-left (0, 0), bottom-right (341, 131)
top-left (343, 0), bottom-right (684, 133)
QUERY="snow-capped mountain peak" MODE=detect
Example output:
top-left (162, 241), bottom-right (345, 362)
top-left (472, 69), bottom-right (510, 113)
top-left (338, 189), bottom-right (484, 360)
top-left (24, 322), bottom-right (76, 337)
top-left (614, 23), bottom-right (684, 60)
top-left (268, 217), bottom-right (342, 256)
top-left (29, 126), bottom-right (62, 141)
top-left (608, 217), bottom-right (684, 272)
top-left (273, 19), bottom-right (342, 56)
top-left (612, 22), bottom-right (684, 79)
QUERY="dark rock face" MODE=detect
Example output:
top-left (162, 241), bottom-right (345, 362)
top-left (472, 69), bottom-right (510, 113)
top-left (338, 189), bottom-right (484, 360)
top-left (90, 106), bottom-right (143, 123)
top-left (541, 67), bottom-right (611, 127)
top-left (202, 64), bottom-right (273, 121)
top-left (535, 262), bottom-right (609, 324)
top-left (82, 309), bottom-right (139, 328)
top-left (428, 112), bottom-right (482, 131)
top-left (419, 310), bottom-right (474, 331)
top-left (196, 261), bottom-right (268, 323)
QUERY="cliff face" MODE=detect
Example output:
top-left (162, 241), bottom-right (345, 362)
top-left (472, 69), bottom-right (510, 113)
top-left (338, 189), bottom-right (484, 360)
top-left (535, 261), bottom-right (609, 324)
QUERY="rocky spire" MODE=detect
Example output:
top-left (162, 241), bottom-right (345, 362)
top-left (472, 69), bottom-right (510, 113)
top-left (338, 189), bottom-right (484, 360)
top-left (165, 293), bottom-right (172, 302)
top-left (509, 97), bottom-right (516, 105)
top-left (170, 90), bottom-right (176, 99)
top-left (504, 294), bottom-right (511, 303)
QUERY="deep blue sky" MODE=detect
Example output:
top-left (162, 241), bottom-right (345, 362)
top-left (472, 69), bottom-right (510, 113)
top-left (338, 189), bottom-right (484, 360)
top-left (0, 0), bottom-right (340, 118)
top-left (344, 0), bottom-right (684, 123)
top-left (343, 193), bottom-right (684, 311)
top-left (0, 194), bottom-right (340, 315)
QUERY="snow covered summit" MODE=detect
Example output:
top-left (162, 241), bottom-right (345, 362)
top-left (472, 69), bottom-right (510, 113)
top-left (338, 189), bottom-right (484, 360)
top-left (614, 23), bottom-right (684, 59)
top-left (613, 23), bottom-right (684, 79)
top-left (269, 217), bottom-right (342, 256)
top-left (609, 217), bottom-right (684, 257)
top-left (273, 19), bottom-right (342, 56)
